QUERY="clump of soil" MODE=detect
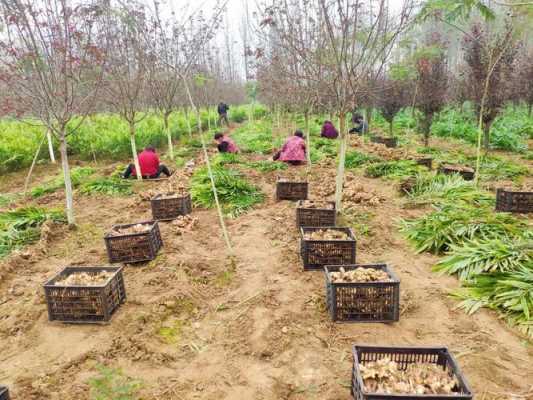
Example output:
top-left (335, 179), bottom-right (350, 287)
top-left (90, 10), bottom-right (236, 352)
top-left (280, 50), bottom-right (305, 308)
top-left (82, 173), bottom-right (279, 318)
top-left (109, 223), bottom-right (152, 236)
top-left (304, 229), bottom-right (350, 241)
top-left (171, 215), bottom-right (198, 234)
top-left (441, 164), bottom-right (474, 173)
top-left (330, 266), bottom-right (390, 283)
top-left (343, 180), bottom-right (384, 206)
top-left (298, 200), bottom-right (334, 209)
top-left (55, 271), bottom-right (114, 286)
top-left (360, 358), bottom-right (459, 395)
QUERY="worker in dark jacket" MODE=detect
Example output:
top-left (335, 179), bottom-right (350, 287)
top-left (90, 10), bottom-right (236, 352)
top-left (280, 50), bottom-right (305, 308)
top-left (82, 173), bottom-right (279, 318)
top-left (349, 113), bottom-right (368, 135)
top-left (217, 102), bottom-right (230, 126)
top-left (122, 146), bottom-right (171, 179)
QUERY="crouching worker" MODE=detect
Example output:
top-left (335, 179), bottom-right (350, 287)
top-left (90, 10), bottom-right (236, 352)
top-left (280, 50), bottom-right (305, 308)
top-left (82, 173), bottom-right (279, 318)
top-left (321, 120), bottom-right (339, 139)
top-left (274, 130), bottom-right (306, 166)
top-left (122, 146), bottom-right (171, 179)
top-left (214, 132), bottom-right (239, 153)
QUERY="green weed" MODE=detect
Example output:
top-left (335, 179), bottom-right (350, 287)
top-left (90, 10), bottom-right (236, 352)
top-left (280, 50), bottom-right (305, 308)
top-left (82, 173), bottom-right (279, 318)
top-left (88, 365), bottom-right (142, 400)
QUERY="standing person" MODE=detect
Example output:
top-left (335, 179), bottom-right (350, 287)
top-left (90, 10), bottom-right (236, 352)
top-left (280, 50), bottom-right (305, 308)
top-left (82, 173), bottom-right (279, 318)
top-left (214, 132), bottom-right (240, 153)
top-left (217, 102), bottom-right (230, 126)
top-left (349, 113), bottom-right (368, 135)
top-left (122, 146), bottom-right (172, 179)
top-left (275, 130), bottom-right (307, 166)
top-left (320, 120), bottom-right (339, 139)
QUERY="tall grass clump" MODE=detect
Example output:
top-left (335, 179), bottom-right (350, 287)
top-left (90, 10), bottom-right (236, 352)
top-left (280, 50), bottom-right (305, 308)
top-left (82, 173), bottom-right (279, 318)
top-left (365, 160), bottom-right (422, 179)
top-left (191, 166), bottom-right (264, 217)
top-left (79, 177), bottom-right (133, 196)
top-left (345, 151), bottom-right (381, 169)
top-left (0, 207), bottom-right (65, 258)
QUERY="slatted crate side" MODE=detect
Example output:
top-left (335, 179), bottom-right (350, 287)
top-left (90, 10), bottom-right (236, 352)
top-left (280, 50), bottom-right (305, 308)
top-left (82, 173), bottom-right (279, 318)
top-left (104, 221), bottom-right (162, 263)
top-left (325, 264), bottom-right (400, 323)
top-left (296, 201), bottom-right (336, 227)
top-left (43, 266), bottom-right (126, 324)
top-left (351, 346), bottom-right (473, 400)
top-left (276, 181), bottom-right (309, 201)
top-left (300, 227), bottom-right (356, 270)
top-left (495, 188), bottom-right (533, 213)
top-left (151, 193), bottom-right (192, 220)
top-left (0, 386), bottom-right (8, 400)
top-left (439, 165), bottom-right (475, 181)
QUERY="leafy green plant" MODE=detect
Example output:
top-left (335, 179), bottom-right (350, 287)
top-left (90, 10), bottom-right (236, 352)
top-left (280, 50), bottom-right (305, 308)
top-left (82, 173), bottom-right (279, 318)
top-left (466, 154), bottom-right (529, 181)
top-left (231, 121), bottom-right (275, 154)
top-left (88, 365), bottom-right (142, 400)
top-left (79, 177), bottom-right (133, 196)
top-left (0, 207), bottom-right (65, 258)
top-left (365, 160), bottom-right (422, 179)
top-left (453, 266), bottom-right (533, 338)
top-left (406, 173), bottom-right (493, 206)
top-left (31, 166), bottom-right (95, 198)
top-left (345, 151), bottom-right (381, 169)
top-left (434, 237), bottom-right (533, 281)
top-left (213, 153), bottom-right (242, 165)
top-left (400, 204), bottom-right (525, 254)
top-left (191, 166), bottom-right (264, 217)
top-left (245, 160), bottom-right (288, 172)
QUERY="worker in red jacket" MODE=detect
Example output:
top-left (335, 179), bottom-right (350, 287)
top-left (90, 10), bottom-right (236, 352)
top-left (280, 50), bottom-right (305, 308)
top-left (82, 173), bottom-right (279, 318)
top-left (122, 146), bottom-right (171, 179)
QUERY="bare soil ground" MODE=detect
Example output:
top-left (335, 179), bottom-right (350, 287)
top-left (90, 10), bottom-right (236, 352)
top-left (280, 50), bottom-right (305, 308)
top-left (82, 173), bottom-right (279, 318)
top-left (0, 128), bottom-right (532, 399)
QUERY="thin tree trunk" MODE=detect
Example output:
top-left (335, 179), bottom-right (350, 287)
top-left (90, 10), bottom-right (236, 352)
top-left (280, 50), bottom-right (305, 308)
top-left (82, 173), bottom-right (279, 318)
top-left (24, 133), bottom-right (47, 193)
top-left (483, 121), bottom-right (492, 151)
top-left (304, 111), bottom-right (311, 166)
top-left (164, 112), bottom-right (174, 160)
top-left (334, 112), bottom-right (347, 211)
top-left (365, 107), bottom-right (373, 133)
top-left (185, 108), bottom-right (193, 138)
top-left (207, 108), bottom-right (211, 131)
top-left (129, 122), bottom-right (142, 181)
top-left (46, 128), bottom-right (56, 163)
top-left (181, 74), bottom-right (232, 253)
top-left (389, 120), bottom-right (393, 137)
top-left (423, 115), bottom-right (432, 147)
top-left (197, 110), bottom-right (202, 133)
top-left (59, 134), bottom-right (75, 225)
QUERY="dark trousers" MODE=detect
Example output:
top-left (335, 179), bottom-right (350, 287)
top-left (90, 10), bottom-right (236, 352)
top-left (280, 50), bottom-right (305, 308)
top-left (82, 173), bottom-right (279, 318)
top-left (123, 164), bottom-right (171, 179)
top-left (218, 113), bottom-right (229, 126)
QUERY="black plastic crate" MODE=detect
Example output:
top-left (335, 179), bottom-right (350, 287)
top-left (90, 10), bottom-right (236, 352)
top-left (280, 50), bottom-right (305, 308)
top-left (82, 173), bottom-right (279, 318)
top-left (104, 221), bottom-right (162, 263)
top-left (438, 164), bottom-right (475, 181)
top-left (325, 264), bottom-right (400, 323)
top-left (0, 386), bottom-right (8, 400)
top-left (416, 158), bottom-right (433, 169)
top-left (495, 188), bottom-right (533, 213)
top-left (296, 201), bottom-right (336, 228)
top-left (151, 193), bottom-right (192, 221)
top-left (300, 227), bottom-right (356, 270)
top-left (352, 345), bottom-right (473, 400)
top-left (43, 266), bottom-right (126, 324)
top-left (276, 180), bottom-right (308, 201)
top-left (371, 136), bottom-right (398, 148)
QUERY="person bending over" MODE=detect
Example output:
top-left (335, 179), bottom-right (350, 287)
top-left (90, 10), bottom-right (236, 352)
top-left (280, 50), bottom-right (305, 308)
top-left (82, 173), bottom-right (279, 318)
top-left (217, 102), bottom-right (230, 127)
top-left (321, 120), bottom-right (339, 139)
top-left (349, 113), bottom-right (368, 135)
top-left (214, 132), bottom-right (240, 153)
top-left (275, 130), bottom-right (306, 166)
top-left (123, 146), bottom-right (171, 179)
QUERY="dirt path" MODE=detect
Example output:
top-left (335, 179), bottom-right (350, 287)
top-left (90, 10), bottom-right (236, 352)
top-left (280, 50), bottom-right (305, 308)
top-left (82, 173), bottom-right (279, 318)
top-left (0, 131), bottom-right (532, 399)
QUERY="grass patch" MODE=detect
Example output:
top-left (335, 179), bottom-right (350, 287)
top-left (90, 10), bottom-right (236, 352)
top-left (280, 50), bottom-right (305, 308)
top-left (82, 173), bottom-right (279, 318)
top-left (79, 177), bottom-right (133, 196)
top-left (88, 364), bottom-right (142, 400)
top-left (191, 165), bottom-right (264, 217)
top-left (31, 166), bottom-right (95, 198)
top-left (0, 206), bottom-right (65, 258)
top-left (245, 160), bottom-right (288, 172)
top-left (365, 160), bottom-right (423, 179)
top-left (345, 151), bottom-right (381, 169)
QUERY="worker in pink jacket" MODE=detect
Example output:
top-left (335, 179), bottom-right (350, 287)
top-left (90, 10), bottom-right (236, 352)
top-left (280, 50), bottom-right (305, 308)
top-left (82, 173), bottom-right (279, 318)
top-left (214, 132), bottom-right (240, 153)
top-left (275, 130), bottom-right (306, 166)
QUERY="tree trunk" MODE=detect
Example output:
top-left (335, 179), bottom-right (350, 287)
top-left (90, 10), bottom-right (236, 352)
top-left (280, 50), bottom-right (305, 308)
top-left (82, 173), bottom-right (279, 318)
top-left (528, 102), bottom-right (532, 117)
top-left (24, 133), bottom-right (46, 193)
top-left (59, 133), bottom-right (75, 225)
top-left (389, 120), bottom-right (393, 137)
top-left (422, 114), bottom-right (432, 147)
top-left (365, 107), bottom-right (373, 133)
top-left (46, 128), bottom-right (56, 163)
top-left (334, 112), bottom-right (347, 211)
top-left (304, 111), bottom-right (311, 166)
top-left (129, 122), bottom-right (142, 181)
top-left (207, 108), bottom-right (211, 131)
top-left (250, 101), bottom-right (255, 123)
top-left (483, 120), bottom-right (492, 151)
top-left (185, 108), bottom-right (193, 138)
top-left (197, 110), bottom-right (202, 133)
top-left (164, 112), bottom-right (174, 160)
